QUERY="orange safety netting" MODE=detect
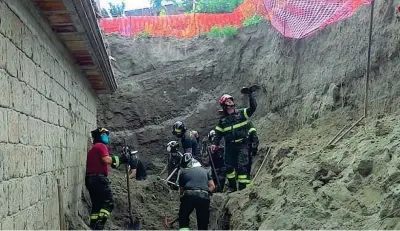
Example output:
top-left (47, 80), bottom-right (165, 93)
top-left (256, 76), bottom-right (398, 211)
top-left (99, 0), bottom-right (371, 39)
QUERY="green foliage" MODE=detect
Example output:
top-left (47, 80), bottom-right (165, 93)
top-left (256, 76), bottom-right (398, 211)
top-left (172, 0), bottom-right (243, 13)
top-left (208, 26), bottom-right (238, 37)
top-left (243, 15), bottom-right (263, 27)
top-left (108, 2), bottom-right (126, 17)
top-left (136, 31), bottom-right (151, 39)
top-left (195, 0), bottom-right (244, 13)
top-left (100, 8), bottom-right (110, 18)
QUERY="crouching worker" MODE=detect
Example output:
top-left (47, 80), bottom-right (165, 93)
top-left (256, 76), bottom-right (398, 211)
top-left (85, 128), bottom-right (128, 230)
top-left (178, 153), bottom-right (215, 231)
top-left (128, 151), bottom-right (147, 181)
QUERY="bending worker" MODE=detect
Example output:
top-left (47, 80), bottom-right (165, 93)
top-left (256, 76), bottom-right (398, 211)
top-left (177, 153), bottom-right (215, 230)
top-left (85, 128), bottom-right (128, 230)
top-left (128, 151), bottom-right (147, 181)
top-left (172, 121), bottom-right (201, 161)
top-left (211, 88), bottom-right (257, 192)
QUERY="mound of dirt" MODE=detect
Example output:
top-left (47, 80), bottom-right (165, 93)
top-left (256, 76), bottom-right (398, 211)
top-left (90, 0), bottom-right (400, 229)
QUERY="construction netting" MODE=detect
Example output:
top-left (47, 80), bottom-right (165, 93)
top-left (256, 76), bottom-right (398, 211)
top-left (99, 0), bottom-right (372, 39)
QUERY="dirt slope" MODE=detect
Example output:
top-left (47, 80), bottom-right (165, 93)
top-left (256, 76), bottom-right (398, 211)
top-left (91, 0), bottom-right (400, 229)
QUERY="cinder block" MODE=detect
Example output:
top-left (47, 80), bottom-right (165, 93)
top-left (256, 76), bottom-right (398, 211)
top-left (35, 147), bottom-right (44, 175)
top-left (8, 179), bottom-right (22, 215)
top-left (24, 206), bottom-right (34, 230)
top-left (28, 117), bottom-right (43, 146)
top-left (43, 123), bottom-right (51, 147)
top-left (21, 177), bottom-right (31, 210)
top-left (0, 215), bottom-right (14, 230)
top-left (18, 113), bottom-right (28, 144)
top-left (0, 31), bottom-right (5, 69)
top-left (21, 26), bottom-right (33, 58)
top-left (7, 109), bottom-right (19, 143)
top-left (26, 147), bottom-right (36, 177)
top-left (31, 90), bottom-right (41, 119)
top-left (39, 174), bottom-right (47, 200)
top-left (23, 84), bottom-right (33, 115)
top-left (15, 144), bottom-right (27, 177)
top-left (0, 1), bottom-right (11, 38)
top-left (0, 182), bottom-right (9, 219)
top-left (35, 68), bottom-right (46, 96)
top-left (0, 107), bottom-right (8, 143)
top-left (9, 11), bottom-right (23, 49)
top-left (10, 77), bottom-right (22, 111)
top-left (40, 94), bottom-right (48, 121)
top-left (14, 209), bottom-right (27, 230)
top-left (32, 202), bottom-right (44, 229)
top-left (32, 42), bottom-right (44, 67)
top-left (20, 54), bottom-right (36, 89)
top-left (5, 39), bottom-right (19, 78)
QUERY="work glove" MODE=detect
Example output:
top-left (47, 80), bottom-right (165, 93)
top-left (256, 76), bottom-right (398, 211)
top-left (111, 155), bottom-right (121, 168)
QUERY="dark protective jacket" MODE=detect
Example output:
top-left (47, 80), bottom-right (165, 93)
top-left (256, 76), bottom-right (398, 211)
top-left (213, 94), bottom-right (257, 145)
top-left (181, 130), bottom-right (200, 159)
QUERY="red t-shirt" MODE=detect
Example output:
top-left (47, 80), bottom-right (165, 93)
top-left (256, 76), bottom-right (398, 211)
top-left (86, 143), bottom-right (110, 176)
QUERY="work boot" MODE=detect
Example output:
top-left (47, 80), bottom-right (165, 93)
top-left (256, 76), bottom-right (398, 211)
top-left (238, 182), bottom-right (248, 190)
top-left (227, 186), bottom-right (237, 193)
top-left (227, 178), bottom-right (237, 193)
top-left (89, 220), bottom-right (97, 230)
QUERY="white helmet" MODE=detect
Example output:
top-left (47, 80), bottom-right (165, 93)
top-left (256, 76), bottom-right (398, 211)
top-left (167, 141), bottom-right (180, 153)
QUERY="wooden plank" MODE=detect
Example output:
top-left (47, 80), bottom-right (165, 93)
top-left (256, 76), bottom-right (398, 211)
top-left (58, 32), bottom-right (81, 41)
top-left (43, 10), bottom-right (69, 15)
top-left (85, 70), bottom-right (101, 76)
top-left (35, 1), bottom-right (66, 11)
top-left (47, 14), bottom-right (72, 24)
top-left (52, 24), bottom-right (76, 33)
top-left (64, 40), bottom-right (86, 50)
top-left (80, 65), bottom-right (98, 70)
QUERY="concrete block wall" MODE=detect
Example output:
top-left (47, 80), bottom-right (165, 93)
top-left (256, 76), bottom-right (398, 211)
top-left (0, 0), bottom-right (98, 229)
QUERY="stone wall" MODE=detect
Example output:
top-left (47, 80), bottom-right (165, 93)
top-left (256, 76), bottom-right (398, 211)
top-left (0, 0), bottom-right (98, 229)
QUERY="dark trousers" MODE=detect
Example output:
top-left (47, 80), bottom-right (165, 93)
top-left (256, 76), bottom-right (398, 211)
top-left (248, 149), bottom-right (253, 177)
top-left (179, 190), bottom-right (210, 230)
top-left (85, 175), bottom-right (114, 230)
top-left (225, 142), bottom-right (249, 190)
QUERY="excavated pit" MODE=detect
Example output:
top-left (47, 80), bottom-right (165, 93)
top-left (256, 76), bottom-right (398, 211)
top-left (76, 0), bottom-right (400, 229)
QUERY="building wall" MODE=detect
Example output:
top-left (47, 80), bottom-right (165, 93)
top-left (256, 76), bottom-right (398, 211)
top-left (0, 0), bottom-right (98, 229)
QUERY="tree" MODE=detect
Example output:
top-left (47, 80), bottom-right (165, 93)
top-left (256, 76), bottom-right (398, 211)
top-left (100, 8), bottom-right (110, 18)
top-left (150, 0), bottom-right (163, 15)
top-left (108, 2), bottom-right (126, 17)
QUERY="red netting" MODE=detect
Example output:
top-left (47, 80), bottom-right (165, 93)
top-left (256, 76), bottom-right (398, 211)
top-left (99, 0), bottom-right (371, 39)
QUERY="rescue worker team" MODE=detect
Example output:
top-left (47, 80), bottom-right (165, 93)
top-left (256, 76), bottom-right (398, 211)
top-left (85, 88), bottom-right (259, 230)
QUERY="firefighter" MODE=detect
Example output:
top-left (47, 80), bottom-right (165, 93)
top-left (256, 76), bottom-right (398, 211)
top-left (85, 127), bottom-right (128, 230)
top-left (205, 129), bottom-right (226, 192)
top-left (172, 121), bottom-right (201, 161)
top-left (177, 153), bottom-right (215, 231)
top-left (165, 141), bottom-right (184, 189)
top-left (247, 121), bottom-right (259, 177)
top-left (128, 152), bottom-right (147, 181)
top-left (211, 89), bottom-right (257, 192)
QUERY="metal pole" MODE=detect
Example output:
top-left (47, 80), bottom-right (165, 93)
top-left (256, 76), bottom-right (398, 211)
top-left (364, 0), bottom-right (375, 117)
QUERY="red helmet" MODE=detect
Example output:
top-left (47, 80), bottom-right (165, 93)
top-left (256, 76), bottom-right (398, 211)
top-left (219, 94), bottom-right (234, 106)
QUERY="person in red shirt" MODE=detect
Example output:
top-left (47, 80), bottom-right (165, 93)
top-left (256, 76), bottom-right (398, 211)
top-left (85, 127), bottom-right (127, 230)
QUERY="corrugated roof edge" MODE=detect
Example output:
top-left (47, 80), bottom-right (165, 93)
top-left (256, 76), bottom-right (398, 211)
top-left (62, 0), bottom-right (118, 94)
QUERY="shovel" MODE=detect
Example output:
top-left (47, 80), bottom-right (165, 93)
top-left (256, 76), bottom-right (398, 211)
top-left (124, 142), bottom-right (141, 230)
top-left (241, 84), bottom-right (261, 94)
